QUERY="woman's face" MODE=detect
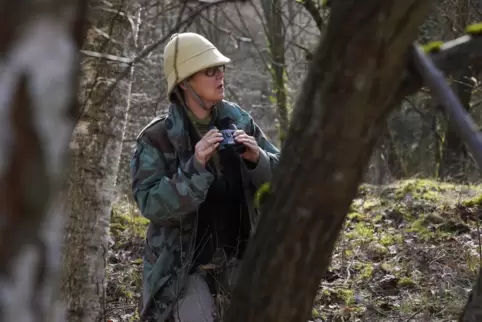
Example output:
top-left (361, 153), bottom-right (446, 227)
top-left (187, 65), bottom-right (226, 105)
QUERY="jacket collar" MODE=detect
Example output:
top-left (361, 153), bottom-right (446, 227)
top-left (165, 101), bottom-right (221, 163)
top-left (165, 99), bottom-right (250, 161)
top-left (165, 102), bottom-right (189, 151)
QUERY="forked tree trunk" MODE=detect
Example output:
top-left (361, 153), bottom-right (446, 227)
top-left (0, 0), bottom-right (87, 321)
top-left (224, 1), bottom-right (431, 322)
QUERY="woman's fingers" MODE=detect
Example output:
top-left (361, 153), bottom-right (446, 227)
top-left (205, 137), bottom-right (222, 145)
top-left (198, 135), bottom-right (222, 158)
top-left (209, 142), bottom-right (220, 152)
top-left (205, 130), bottom-right (223, 141)
top-left (205, 128), bottom-right (219, 137)
top-left (236, 134), bottom-right (256, 144)
top-left (234, 129), bottom-right (245, 137)
top-left (199, 130), bottom-right (223, 151)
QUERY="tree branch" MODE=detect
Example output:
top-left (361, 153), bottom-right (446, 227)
top-left (80, 49), bottom-right (132, 63)
top-left (411, 43), bottom-right (482, 169)
top-left (296, 0), bottom-right (324, 32)
top-left (224, 1), bottom-right (431, 321)
top-left (397, 33), bottom-right (482, 99)
top-left (431, 34), bottom-right (482, 75)
top-left (97, 0), bottom-right (246, 108)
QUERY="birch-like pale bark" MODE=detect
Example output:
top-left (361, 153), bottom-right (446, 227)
top-left (60, 2), bottom-right (132, 321)
top-left (0, 0), bottom-right (87, 321)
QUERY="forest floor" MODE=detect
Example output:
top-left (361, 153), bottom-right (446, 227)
top-left (106, 179), bottom-right (482, 322)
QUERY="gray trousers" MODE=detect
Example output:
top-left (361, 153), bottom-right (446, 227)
top-left (171, 274), bottom-right (215, 322)
top-left (171, 260), bottom-right (241, 322)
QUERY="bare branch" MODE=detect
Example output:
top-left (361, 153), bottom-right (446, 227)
top-left (97, 0), bottom-right (246, 108)
top-left (397, 34), bottom-right (482, 100)
top-left (296, 0), bottom-right (324, 32)
top-left (431, 34), bottom-right (482, 75)
top-left (80, 49), bottom-right (133, 63)
top-left (471, 98), bottom-right (482, 109)
top-left (90, 4), bottom-right (137, 28)
top-left (90, 25), bottom-right (124, 45)
top-left (195, 13), bottom-right (252, 45)
top-left (411, 43), bottom-right (482, 169)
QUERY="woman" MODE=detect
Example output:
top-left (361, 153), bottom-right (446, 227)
top-left (130, 32), bottom-right (280, 321)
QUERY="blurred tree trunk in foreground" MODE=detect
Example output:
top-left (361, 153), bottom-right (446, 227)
top-left (224, 1), bottom-right (432, 322)
top-left (0, 0), bottom-right (87, 321)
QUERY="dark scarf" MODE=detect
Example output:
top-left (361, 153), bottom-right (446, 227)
top-left (184, 107), bottom-right (250, 269)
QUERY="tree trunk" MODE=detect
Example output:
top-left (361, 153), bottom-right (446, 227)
top-left (459, 267), bottom-right (482, 321)
top-left (439, 66), bottom-right (473, 179)
top-left (224, 1), bottom-right (431, 322)
top-left (114, 3), bottom-right (142, 195)
top-left (60, 2), bottom-right (131, 321)
top-left (380, 120), bottom-right (404, 181)
top-left (262, 0), bottom-right (289, 144)
top-left (0, 0), bottom-right (87, 321)
top-left (115, 1), bottom-right (182, 193)
top-left (439, 0), bottom-right (473, 180)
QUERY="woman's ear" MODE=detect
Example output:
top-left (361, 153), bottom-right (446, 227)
top-left (179, 77), bottom-right (193, 91)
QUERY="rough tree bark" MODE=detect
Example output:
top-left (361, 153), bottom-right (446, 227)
top-left (114, 2), bottom-right (141, 194)
top-left (0, 0), bottom-right (87, 321)
top-left (60, 1), bottom-right (131, 321)
top-left (224, 1), bottom-right (431, 322)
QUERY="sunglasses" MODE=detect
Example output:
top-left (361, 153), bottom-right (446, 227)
top-left (203, 65), bottom-right (225, 77)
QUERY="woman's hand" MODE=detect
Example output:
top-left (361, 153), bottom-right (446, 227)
top-left (194, 128), bottom-right (223, 166)
top-left (234, 130), bottom-right (260, 163)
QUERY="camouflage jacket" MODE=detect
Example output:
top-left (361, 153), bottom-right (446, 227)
top-left (130, 100), bottom-right (280, 321)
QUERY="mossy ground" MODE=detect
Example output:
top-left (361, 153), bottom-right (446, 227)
top-left (106, 179), bottom-right (482, 321)
top-left (106, 198), bottom-right (148, 322)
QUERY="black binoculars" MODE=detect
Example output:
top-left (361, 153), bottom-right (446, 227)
top-left (217, 124), bottom-right (246, 154)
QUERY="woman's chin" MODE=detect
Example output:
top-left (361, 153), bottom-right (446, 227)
top-left (201, 91), bottom-right (225, 106)
top-left (209, 93), bottom-right (225, 103)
